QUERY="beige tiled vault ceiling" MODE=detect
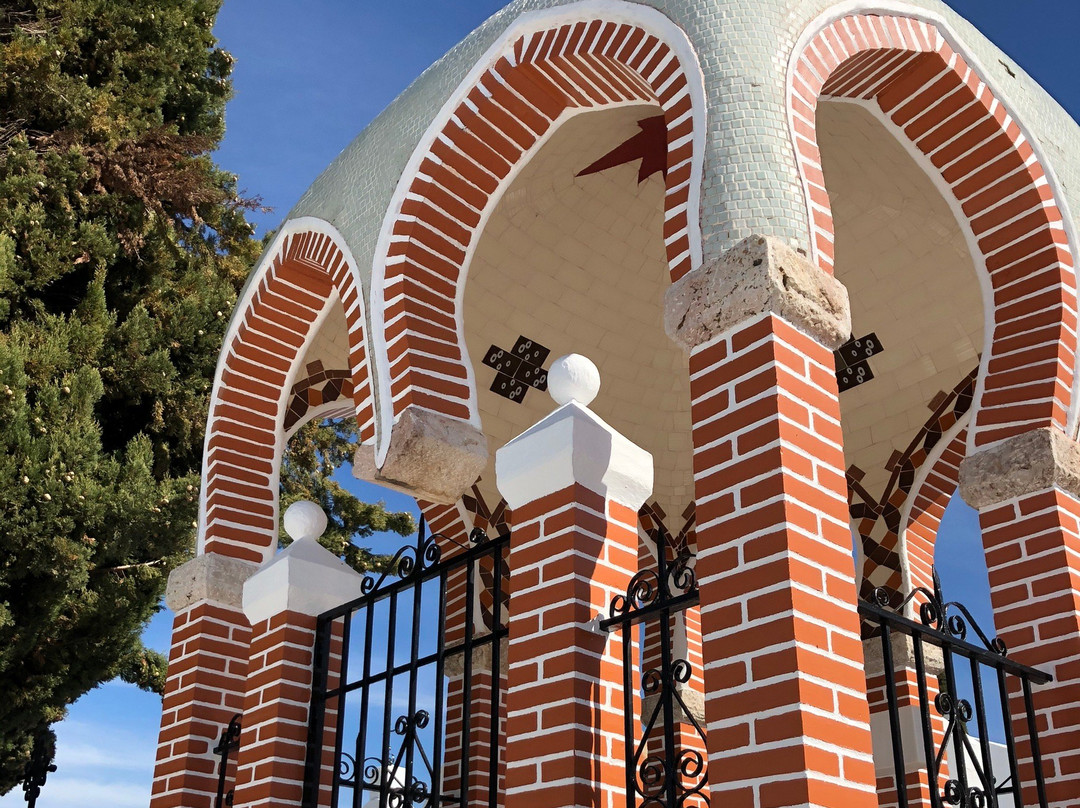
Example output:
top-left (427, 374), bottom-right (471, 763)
top-left (819, 101), bottom-right (984, 501)
top-left (299, 298), bottom-right (349, 376)
top-left (464, 103), bottom-right (694, 523)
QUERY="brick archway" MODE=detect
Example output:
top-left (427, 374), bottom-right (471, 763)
top-left (199, 219), bottom-right (375, 563)
top-left (789, 11), bottom-right (1079, 449)
top-left (370, 4), bottom-right (705, 457)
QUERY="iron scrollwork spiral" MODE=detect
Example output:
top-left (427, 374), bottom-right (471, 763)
top-left (611, 543), bottom-right (708, 808)
top-left (932, 693), bottom-right (997, 807)
top-left (870, 568), bottom-right (1007, 656)
top-left (360, 531), bottom-right (442, 595)
top-left (353, 711), bottom-right (436, 808)
top-left (634, 657), bottom-right (709, 808)
top-left (609, 551), bottom-right (698, 621)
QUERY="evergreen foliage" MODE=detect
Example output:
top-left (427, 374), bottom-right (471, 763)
top-left (0, 0), bottom-right (413, 789)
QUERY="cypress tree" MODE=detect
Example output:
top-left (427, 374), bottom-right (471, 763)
top-left (0, 0), bottom-right (411, 788)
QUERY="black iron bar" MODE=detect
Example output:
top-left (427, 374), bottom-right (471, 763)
top-left (353, 600), bottom-right (376, 808)
top-left (1021, 677), bottom-right (1050, 807)
top-left (911, 634), bottom-right (942, 808)
top-left (488, 544), bottom-right (505, 808)
top-left (460, 541), bottom-right (477, 808)
top-left (319, 536), bottom-right (509, 622)
top-left (405, 528), bottom-right (425, 808)
top-left (381, 589), bottom-right (399, 808)
top-left (331, 615), bottom-right (353, 807)
top-left (432, 570), bottom-right (448, 807)
top-left (302, 617), bottom-right (332, 808)
top-left (969, 658), bottom-right (998, 807)
top-left (621, 614), bottom-right (636, 808)
top-left (995, 667), bottom-right (1024, 808)
top-left (213, 715), bottom-right (242, 808)
top-left (880, 622), bottom-right (910, 808)
top-left (941, 636), bottom-right (973, 799)
top-left (656, 544), bottom-right (678, 808)
top-left (301, 526), bottom-right (512, 808)
top-left (599, 590), bottom-right (700, 632)
top-left (332, 631), bottom-right (505, 699)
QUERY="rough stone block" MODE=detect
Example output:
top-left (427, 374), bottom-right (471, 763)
top-left (354, 407), bottom-right (488, 505)
top-left (165, 553), bottom-right (260, 612)
top-left (664, 234), bottom-right (851, 351)
top-left (959, 427), bottom-right (1080, 509)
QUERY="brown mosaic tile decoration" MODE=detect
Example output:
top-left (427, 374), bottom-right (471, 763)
top-left (462, 482), bottom-right (511, 631)
top-left (283, 360), bottom-right (354, 431)
top-left (848, 366), bottom-right (977, 632)
top-left (639, 500), bottom-right (697, 565)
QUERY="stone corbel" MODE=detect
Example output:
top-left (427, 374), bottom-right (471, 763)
top-left (664, 234), bottom-right (851, 352)
top-left (165, 553), bottom-right (259, 612)
top-left (354, 407), bottom-right (488, 504)
top-left (959, 426), bottom-right (1080, 509)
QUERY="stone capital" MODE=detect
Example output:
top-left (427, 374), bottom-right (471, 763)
top-left (354, 406), bottom-right (488, 505)
top-left (495, 401), bottom-right (653, 512)
top-left (863, 634), bottom-right (945, 679)
top-left (664, 234), bottom-right (851, 351)
top-left (959, 427), bottom-right (1080, 509)
top-left (242, 537), bottom-right (366, 625)
top-left (165, 553), bottom-right (259, 612)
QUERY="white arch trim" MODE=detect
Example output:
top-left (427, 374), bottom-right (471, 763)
top-left (197, 216), bottom-right (365, 559)
top-left (787, 0), bottom-right (1080, 443)
top-left (367, 0), bottom-right (707, 466)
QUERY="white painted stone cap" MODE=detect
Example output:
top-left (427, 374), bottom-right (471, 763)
top-left (496, 355), bottom-right (653, 511)
top-left (242, 500), bottom-right (365, 625)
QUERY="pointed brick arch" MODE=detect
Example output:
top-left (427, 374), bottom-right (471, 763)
top-left (200, 222), bottom-right (376, 563)
top-left (789, 12), bottom-right (1078, 449)
top-left (374, 8), bottom-right (703, 436)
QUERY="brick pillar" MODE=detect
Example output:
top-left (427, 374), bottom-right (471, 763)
top-left (665, 235), bottom-right (878, 808)
top-left (151, 553), bottom-right (257, 808)
top-left (960, 428), bottom-right (1080, 806)
top-left (231, 501), bottom-right (364, 808)
top-left (496, 354), bottom-right (653, 808)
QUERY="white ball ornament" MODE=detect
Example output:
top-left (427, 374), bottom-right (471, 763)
top-left (283, 500), bottom-right (328, 542)
top-left (547, 354), bottom-right (601, 406)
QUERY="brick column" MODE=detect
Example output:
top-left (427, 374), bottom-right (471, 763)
top-left (231, 501), bottom-right (364, 808)
top-left (151, 553), bottom-right (257, 808)
top-left (665, 235), bottom-right (877, 808)
top-left (496, 354), bottom-right (653, 808)
top-left (960, 428), bottom-right (1080, 806)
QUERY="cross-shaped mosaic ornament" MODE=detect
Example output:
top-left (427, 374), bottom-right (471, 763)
top-left (482, 336), bottom-right (550, 403)
top-left (835, 332), bottom-right (884, 393)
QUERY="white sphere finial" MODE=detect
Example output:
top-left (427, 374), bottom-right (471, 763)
top-left (283, 500), bottom-right (328, 542)
top-left (548, 354), bottom-right (601, 407)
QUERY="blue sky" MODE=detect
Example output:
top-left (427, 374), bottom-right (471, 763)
top-left (7, 1), bottom-right (1080, 806)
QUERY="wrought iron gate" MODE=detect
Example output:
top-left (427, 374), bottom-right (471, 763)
top-left (602, 535), bottom-right (709, 808)
top-left (861, 571), bottom-right (1053, 808)
top-left (302, 520), bottom-right (509, 808)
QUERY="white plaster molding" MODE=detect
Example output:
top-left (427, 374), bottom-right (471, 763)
top-left (242, 537), bottom-right (365, 625)
top-left (786, 3), bottom-right (1080, 446)
top-left (198, 217), bottom-right (364, 561)
top-left (242, 500), bottom-right (365, 624)
top-left (495, 400), bottom-right (653, 512)
top-left (367, 0), bottom-right (707, 466)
